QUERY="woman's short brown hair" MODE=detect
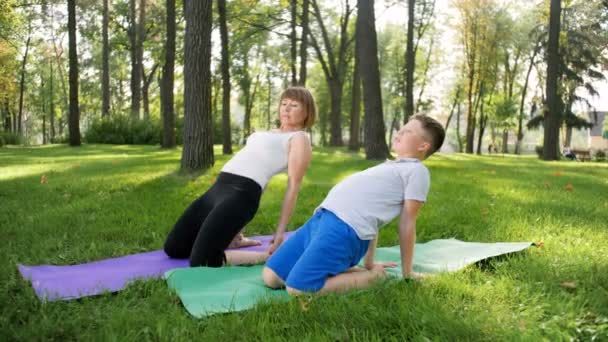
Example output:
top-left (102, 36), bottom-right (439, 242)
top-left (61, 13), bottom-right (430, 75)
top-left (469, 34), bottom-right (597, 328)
top-left (278, 86), bottom-right (317, 129)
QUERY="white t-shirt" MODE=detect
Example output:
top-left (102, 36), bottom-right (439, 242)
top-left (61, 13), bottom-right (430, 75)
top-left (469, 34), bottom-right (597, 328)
top-left (221, 130), bottom-right (306, 188)
top-left (318, 158), bottom-right (430, 240)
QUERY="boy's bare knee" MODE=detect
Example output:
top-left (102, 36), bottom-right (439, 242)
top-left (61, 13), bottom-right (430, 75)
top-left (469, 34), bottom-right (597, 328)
top-left (262, 267), bottom-right (284, 288)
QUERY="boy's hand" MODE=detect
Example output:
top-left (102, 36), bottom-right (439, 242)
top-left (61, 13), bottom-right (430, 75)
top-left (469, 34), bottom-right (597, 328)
top-left (267, 233), bottom-right (284, 255)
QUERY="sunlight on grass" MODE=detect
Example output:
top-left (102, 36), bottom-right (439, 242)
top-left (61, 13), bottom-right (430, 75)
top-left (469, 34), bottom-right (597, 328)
top-left (1, 145), bottom-right (607, 340)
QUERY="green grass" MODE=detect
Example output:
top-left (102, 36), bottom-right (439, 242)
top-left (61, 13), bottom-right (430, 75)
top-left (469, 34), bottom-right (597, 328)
top-left (1, 144), bottom-right (607, 341)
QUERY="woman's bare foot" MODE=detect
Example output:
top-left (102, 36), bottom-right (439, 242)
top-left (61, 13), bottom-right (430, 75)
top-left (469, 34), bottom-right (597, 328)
top-left (228, 233), bottom-right (263, 249)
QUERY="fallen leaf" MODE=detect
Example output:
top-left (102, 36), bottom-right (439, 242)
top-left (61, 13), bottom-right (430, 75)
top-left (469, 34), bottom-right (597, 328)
top-left (560, 281), bottom-right (577, 290)
top-left (534, 241), bottom-right (544, 248)
top-left (298, 296), bottom-right (312, 312)
top-left (40, 175), bottom-right (48, 184)
top-left (72, 163), bottom-right (81, 169)
top-left (544, 182), bottom-right (552, 188)
top-left (553, 171), bottom-right (563, 177)
top-left (564, 184), bottom-right (574, 191)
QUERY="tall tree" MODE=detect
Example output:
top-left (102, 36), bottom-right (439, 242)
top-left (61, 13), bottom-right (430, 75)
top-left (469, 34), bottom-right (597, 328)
top-left (218, 0), bottom-right (232, 154)
top-left (161, 0), bottom-right (176, 148)
top-left (543, 0), bottom-right (561, 160)
top-left (309, 0), bottom-right (354, 146)
top-left (299, 0), bottom-right (310, 85)
top-left (17, 32), bottom-right (31, 136)
top-left (357, 0), bottom-right (389, 159)
top-left (290, 0), bottom-right (298, 85)
top-left (141, 63), bottom-right (157, 120)
top-left (67, 0), bottom-right (81, 146)
top-left (404, 0), bottom-right (415, 121)
top-left (102, 0), bottom-right (110, 117)
top-left (129, 0), bottom-right (141, 120)
top-left (181, 0), bottom-right (214, 171)
top-left (348, 37), bottom-right (361, 152)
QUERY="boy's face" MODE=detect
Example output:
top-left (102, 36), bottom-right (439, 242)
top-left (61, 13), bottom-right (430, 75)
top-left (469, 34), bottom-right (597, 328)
top-left (392, 119), bottom-right (431, 157)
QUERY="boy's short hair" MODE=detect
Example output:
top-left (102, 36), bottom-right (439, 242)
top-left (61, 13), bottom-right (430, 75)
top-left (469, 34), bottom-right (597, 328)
top-left (279, 87), bottom-right (317, 129)
top-left (409, 114), bottom-right (445, 157)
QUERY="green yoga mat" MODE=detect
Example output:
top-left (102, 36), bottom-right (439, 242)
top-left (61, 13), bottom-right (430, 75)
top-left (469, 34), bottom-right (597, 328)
top-left (165, 239), bottom-right (533, 318)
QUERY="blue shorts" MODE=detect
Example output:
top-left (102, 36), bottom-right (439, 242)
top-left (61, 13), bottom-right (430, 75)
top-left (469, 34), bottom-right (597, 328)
top-left (265, 209), bottom-right (370, 292)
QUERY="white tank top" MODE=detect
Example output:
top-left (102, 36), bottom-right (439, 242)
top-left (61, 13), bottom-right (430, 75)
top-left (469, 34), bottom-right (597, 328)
top-left (221, 130), bottom-right (307, 188)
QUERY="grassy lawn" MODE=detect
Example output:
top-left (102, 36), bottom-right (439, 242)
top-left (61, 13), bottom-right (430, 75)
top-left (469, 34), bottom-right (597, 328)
top-left (1, 144), bottom-right (607, 340)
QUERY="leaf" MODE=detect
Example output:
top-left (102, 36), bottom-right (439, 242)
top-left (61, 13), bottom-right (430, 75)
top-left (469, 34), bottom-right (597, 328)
top-left (564, 184), bottom-right (574, 191)
top-left (553, 171), bottom-right (563, 177)
top-left (560, 281), bottom-right (577, 290)
top-left (40, 175), bottom-right (48, 184)
top-left (534, 240), bottom-right (544, 247)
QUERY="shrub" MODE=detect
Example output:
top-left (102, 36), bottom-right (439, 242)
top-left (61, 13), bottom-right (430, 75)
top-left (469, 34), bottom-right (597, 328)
top-left (535, 145), bottom-right (543, 158)
top-left (0, 132), bottom-right (20, 145)
top-left (595, 150), bottom-right (606, 162)
top-left (85, 114), bottom-right (161, 145)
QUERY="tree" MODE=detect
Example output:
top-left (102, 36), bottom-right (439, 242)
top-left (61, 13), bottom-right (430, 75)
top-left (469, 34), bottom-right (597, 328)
top-left (67, 0), bottom-right (81, 146)
top-left (404, 0), bottom-right (415, 121)
top-left (299, 0), bottom-right (310, 85)
top-left (357, 0), bottom-right (389, 160)
top-left (160, 0), bottom-right (176, 148)
top-left (218, 0), bottom-right (232, 154)
top-left (102, 0), bottom-right (110, 117)
top-left (309, 0), bottom-right (354, 146)
top-left (542, 0), bottom-right (562, 160)
top-left (129, 0), bottom-right (144, 120)
top-left (181, 0), bottom-right (214, 171)
top-left (348, 30), bottom-right (361, 152)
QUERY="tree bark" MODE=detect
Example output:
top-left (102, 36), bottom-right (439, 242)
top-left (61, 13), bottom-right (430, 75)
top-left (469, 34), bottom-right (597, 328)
top-left (129, 0), bottom-right (141, 120)
top-left (299, 0), bottom-right (310, 85)
top-left (404, 0), bottom-right (416, 122)
top-left (68, 0), bottom-right (81, 146)
top-left (181, 0), bottom-right (214, 171)
top-left (542, 0), bottom-right (562, 160)
top-left (102, 0), bottom-right (110, 117)
top-left (515, 40), bottom-right (540, 154)
top-left (357, 0), bottom-right (389, 160)
top-left (17, 34), bottom-right (31, 136)
top-left (218, 0), bottom-right (232, 154)
top-left (142, 63), bottom-right (158, 121)
top-left (290, 0), bottom-right (298, 85)
top-left (348, 42), bottom-right (361, 152)
top-left (161, 0), bottom-right (176, 148)
top-left (49, 59), bottom-right (55, 141)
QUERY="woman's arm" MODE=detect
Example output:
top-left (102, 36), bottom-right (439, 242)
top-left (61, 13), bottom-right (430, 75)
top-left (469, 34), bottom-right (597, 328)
top-left (268, 133), bottom-right (312, 254)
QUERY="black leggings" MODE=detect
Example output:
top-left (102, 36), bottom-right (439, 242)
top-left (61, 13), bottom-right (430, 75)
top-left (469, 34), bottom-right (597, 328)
top-left (163, 172), bottom-right (262, 267)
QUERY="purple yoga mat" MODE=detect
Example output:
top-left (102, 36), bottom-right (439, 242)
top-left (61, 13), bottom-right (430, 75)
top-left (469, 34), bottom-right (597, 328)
top-left (17, 232), bottom-right (293, 301)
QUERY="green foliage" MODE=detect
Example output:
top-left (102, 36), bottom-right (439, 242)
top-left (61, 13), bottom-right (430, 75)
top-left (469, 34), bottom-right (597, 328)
top-left (0, 131), bottom-right (20, 145)
top-left (595, 150), bottom-right (606, 162)
top-left (85, 114), bottom-right (161, 145)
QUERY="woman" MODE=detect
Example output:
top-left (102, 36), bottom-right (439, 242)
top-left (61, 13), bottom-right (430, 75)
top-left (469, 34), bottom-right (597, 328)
top-left (164, 86), bottom-right (316, 267)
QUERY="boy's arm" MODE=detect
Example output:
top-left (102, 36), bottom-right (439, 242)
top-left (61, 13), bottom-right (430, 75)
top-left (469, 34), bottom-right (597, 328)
top-left (363, 236), bottom-right (378, 270)
top-left (399, 199), bottom-right (424, 278)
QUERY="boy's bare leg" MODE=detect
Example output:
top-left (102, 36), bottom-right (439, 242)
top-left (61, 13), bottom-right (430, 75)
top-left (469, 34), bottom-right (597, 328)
top-left (262, 266), bottom-right (285, 289)
top-left (286, 265), bottom-right (389, 296)
top-left (225, 250), bottom-right (269, 265)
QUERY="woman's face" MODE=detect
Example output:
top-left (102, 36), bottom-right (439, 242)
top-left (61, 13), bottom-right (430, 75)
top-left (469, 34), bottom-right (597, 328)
top-left (279, 97), bottom-right (307, 129)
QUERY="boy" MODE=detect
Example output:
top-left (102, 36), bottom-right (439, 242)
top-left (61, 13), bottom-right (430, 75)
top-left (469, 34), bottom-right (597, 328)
top-left (262, 114), bottom-right (445, 295)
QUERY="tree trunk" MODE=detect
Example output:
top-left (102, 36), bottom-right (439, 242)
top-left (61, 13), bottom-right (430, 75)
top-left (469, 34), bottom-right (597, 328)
top-left (142, 63), bottom-right (158, 121)
top-left (476, 102), bottom-right (486, 155)
top-left (565, 126), bottom-right (572, 147)
top-left (41, 73), bottom-right (47, 144)
top-left (67, 0), bottom-right (81, 146)
top-left (328, 80), bottom-right (343, 146)
top-left (415, 36), bottom-right (434, 113)
top-left (161, 0), bottom-right (176, 148)
top-left (218, 0), bottom-right (232, 154)
top-left (17, 34), bottom-right (31, 136)
top-left (49, 59), bottom-right (55, 142)
top-left (102, 0), bottom-right (110, 117)
top-left (502, 129), bottom-right (509, 153)
top-left (348, 43), bottom-right (361, 151)
top-left (358, 0), bottom-right (389, 160)
top-left (403, 0), bottom-right (416, 123)
top-left (456, 102), bottom-right (463, 152)
top-left (3, 98), bottom-right (10, 132)
top-left (543, 0), bottom-right (562, 160)
top-left (290, 0), bottom-right (298, 85)
top-left (129, 0), bottom-right (141, 120)
top-left (181, 0), bottom-right (214, 171)
top-left (299, 0), bottom-right (310, 85)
